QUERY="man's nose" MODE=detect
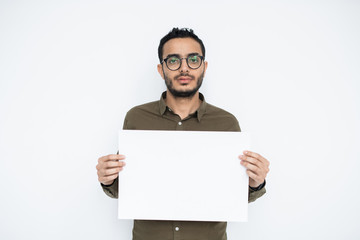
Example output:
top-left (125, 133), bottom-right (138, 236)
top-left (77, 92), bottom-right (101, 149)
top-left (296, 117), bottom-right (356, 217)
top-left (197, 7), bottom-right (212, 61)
top-left (179, 58), bottom-right (189, 72)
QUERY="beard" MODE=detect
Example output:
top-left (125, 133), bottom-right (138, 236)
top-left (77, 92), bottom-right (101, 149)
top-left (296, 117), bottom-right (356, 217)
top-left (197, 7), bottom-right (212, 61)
top-left (164, 70), bottom-right (204, 98)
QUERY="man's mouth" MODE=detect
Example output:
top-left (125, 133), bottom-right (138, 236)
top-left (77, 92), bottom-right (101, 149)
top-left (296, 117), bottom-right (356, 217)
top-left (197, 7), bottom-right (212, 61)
top-left (176, 75), bottom-right (194, 85)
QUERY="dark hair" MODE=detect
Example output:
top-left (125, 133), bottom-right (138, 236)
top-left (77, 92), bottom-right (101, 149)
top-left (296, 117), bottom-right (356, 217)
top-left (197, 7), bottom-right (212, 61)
top-left (158, 27), bottom-right (206, 63)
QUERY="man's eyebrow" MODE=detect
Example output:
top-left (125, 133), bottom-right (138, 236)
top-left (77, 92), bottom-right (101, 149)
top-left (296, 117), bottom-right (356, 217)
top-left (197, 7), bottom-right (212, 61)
top-left (165, 54), bottom-right (180, 59)
top-left (187, 52), bottom-right (201, 57)
top-left (165, 52), bottom-right (201, 59)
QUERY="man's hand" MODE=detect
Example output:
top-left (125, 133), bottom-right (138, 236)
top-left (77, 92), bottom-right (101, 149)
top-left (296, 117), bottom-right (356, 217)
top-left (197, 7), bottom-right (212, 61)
top-left (239, 151), bottom-right (270, 188)
top-left (96, 154), bottom-right (126, 185)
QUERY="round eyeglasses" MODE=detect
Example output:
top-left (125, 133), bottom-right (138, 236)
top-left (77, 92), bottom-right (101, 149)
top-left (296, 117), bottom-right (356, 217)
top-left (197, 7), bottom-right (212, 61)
top-left (161, 55), bottom-right (204, 71)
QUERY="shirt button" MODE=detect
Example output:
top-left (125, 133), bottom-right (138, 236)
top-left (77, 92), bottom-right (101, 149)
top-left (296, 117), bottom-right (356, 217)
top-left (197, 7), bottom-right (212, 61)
top-left (175, 226), bottom-right (180, 231)
top-left (178, 122), bottom-right (182, 125)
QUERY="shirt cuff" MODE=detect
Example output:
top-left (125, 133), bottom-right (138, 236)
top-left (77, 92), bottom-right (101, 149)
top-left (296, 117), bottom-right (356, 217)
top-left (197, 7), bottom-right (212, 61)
top-left (101, 179), bottom-right (116, 187)
top-left (249, 179), bottom-right (266, 191)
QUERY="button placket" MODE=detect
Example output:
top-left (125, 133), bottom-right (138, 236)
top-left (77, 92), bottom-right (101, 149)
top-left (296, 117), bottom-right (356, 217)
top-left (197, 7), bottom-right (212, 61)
top-left (175, 119), bottom-right (184, 130)
top-left (173, 221), bottom-right (181, 240)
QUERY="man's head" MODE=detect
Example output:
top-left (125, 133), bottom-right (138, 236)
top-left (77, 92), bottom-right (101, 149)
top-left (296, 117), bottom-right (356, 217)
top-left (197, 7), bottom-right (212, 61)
top-left (157, 28), bottom-right (208, 98)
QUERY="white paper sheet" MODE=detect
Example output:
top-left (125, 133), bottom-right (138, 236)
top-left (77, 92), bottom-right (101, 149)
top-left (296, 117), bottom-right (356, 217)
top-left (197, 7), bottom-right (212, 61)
top-left (118, 130), bottom-right (250, 222)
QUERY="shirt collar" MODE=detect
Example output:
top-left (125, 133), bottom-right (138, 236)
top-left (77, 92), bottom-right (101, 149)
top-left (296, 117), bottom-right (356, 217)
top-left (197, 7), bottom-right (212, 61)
top-left (159, 91), bottom-right (207, 122)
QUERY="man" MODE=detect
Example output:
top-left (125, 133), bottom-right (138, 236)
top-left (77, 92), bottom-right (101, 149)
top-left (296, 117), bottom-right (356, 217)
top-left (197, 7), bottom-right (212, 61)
top-left (96, 28), bottom-right (270, 240)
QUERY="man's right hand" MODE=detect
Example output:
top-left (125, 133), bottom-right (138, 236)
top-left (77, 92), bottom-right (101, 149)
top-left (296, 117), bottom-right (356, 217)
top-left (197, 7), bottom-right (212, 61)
top-left (96, 154), bottom-right (126, 185)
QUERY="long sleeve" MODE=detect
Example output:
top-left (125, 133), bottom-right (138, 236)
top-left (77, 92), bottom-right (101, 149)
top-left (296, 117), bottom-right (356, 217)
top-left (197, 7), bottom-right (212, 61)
top-left (248, 186), bottom-right (266, 203)
top-left (101, 177), bottom-right (119, 198)
top-left (100, 115), bottom-right (130, 199)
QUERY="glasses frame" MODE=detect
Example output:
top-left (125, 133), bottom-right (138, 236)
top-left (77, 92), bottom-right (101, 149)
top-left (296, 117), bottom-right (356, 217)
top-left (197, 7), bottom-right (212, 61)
top-left (161, 55), bottom-right (204, 71)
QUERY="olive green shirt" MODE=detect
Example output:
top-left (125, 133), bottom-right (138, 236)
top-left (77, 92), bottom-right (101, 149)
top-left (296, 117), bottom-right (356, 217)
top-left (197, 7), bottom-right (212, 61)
top-left (102, 92), bottom-right (266, 240)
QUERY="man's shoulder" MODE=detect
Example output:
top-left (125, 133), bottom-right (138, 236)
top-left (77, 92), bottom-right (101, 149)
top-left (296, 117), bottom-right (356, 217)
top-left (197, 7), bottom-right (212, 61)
top-left (126, 100), bottom-right (160, 116)
top-left (205, 103), bottom-right (238, 121)
top-left (201, 102), bottom-right (241, 131)
top-left (123, 100), bottom-right (162, 130)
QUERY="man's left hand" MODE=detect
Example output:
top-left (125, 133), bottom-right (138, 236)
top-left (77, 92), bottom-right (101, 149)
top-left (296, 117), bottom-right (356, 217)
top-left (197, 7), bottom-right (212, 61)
top-left (239, 151), bottom-right (270, 188)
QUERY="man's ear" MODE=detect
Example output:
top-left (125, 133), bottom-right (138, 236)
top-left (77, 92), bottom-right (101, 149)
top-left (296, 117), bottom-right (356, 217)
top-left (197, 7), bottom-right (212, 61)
top-left (203, 61), bottom-right (208, 76)
top-left (157, 64), bottom-right (165, 80)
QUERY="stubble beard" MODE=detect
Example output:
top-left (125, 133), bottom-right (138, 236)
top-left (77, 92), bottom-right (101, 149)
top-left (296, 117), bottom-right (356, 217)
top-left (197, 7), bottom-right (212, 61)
top-left (164, 70), bottom-right (204, 99)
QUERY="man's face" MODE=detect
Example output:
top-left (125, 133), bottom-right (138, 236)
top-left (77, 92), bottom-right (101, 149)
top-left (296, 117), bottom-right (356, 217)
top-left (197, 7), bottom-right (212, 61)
top-left (157, 38), bottom-right (208, 98)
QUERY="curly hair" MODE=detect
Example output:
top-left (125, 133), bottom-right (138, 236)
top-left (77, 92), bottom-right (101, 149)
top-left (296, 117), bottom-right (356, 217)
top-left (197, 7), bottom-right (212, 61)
top-left (158, 27), bottom-right (206, 63)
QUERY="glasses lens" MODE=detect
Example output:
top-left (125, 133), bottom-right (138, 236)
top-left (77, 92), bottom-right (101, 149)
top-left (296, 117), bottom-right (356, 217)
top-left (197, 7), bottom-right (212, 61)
top-left (187, 55), bottom-right (202, 69)
top-left (166, 57), bottom-right (180, 70)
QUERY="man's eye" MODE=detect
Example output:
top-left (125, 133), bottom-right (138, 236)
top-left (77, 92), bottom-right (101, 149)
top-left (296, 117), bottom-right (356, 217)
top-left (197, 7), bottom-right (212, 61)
top-left (169, 58), bottom-right (179, 64)
top-left (189, 56), bottom-right (199, 62)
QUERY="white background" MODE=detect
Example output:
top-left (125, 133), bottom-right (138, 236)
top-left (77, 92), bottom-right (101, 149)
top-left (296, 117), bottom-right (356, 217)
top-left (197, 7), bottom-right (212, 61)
top-left (0, 0), bottom-right (359, 239)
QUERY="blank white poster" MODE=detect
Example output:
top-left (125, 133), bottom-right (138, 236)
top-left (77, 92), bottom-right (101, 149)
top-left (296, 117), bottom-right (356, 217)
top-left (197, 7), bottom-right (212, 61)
top-left (118, 130), bottom-right (250, 222)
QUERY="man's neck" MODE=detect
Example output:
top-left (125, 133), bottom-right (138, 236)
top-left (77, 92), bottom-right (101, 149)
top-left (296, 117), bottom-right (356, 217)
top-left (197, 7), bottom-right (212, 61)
top-left (165, 90), bottom-right (201, 120)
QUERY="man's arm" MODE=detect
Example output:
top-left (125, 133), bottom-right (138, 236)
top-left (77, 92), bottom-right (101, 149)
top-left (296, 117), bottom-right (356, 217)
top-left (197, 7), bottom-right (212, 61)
top-left (98, 114), bottom-right (131, 199)
top-left (240, 151), bottom-right (270, 188)
top-left (101, 177), bottom-right (119, 198)
top-left (97, 154), bottom-right (126, 199)
top-left (248, 180), bottom-right (266, 202)
top-left (240, 151), bottom-right (270, 203)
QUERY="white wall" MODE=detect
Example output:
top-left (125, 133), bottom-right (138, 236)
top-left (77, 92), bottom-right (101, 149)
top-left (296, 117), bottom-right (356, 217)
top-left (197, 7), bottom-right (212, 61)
top-left (1, 1), bottom-right (359, 239)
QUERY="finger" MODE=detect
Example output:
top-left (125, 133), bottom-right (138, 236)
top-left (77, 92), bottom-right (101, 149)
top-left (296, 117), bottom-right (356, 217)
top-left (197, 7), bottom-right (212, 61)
top-left (104, 160), bottom-right (126, 168)
top-left (243, 150), bottom-right (270, 166)
top-left (99, 173), bottom-right (119, 184)
top-left (246, 169), bottom-right (264, 183)
top-left (96, 160), bottom-right (126, 175)
top-left (98, 154), bottom-right (126, 163)
top-left (241, 158), bottom-right (268, 179)
top-left (239, 155), bottom-right (263, 168)
top-left (101, 167), bottom-right (123, 176)
top-left (98, 166), bottom-right (124, 178)
top-left (240, 159), bottom-right (260, 172)
top-left (243, 150), bottom-right (262, 160)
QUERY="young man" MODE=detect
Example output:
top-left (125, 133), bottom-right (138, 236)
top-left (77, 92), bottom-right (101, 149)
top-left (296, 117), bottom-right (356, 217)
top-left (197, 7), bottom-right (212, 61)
top-left (96, 28), bottom-right (270, 240)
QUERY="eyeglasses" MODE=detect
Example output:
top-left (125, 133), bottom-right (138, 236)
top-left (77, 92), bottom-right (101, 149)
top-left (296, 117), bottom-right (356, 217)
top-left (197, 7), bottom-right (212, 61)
top-left (161, 54), bottom-right (204, 71)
